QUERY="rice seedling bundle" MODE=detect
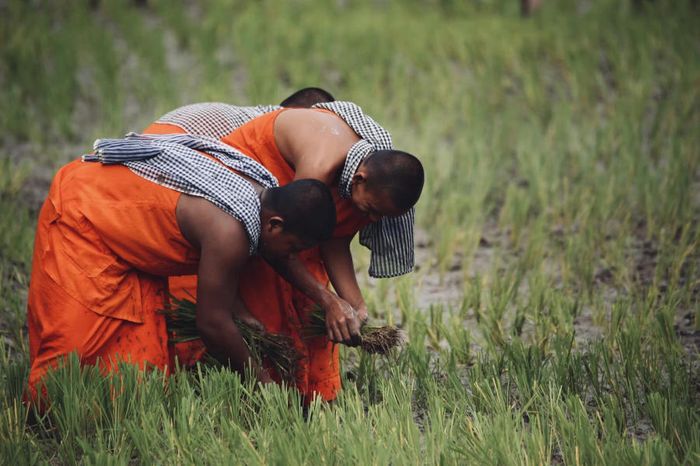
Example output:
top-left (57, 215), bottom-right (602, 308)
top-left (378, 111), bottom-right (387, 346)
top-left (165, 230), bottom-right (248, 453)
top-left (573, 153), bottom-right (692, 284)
top-left (162, 299), bottom-right (405, 379)
top-left (160, 296), bottom-right (301, 383)
top-left (302, 308), bottom-right (406, 355)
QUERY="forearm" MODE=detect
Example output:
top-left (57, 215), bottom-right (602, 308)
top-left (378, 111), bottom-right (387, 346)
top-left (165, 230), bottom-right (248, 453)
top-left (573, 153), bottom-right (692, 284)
top-left (274, 246), bottom-right (364, 344)
top-left (269, 255), bottom-right (337, 308)
top-left (320, 237), bottom-right (365, 310)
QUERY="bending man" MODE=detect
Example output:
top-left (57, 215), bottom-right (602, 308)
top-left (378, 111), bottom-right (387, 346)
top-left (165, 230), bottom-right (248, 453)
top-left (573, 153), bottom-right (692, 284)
top-left (26, 132), bottom-right (336, 401)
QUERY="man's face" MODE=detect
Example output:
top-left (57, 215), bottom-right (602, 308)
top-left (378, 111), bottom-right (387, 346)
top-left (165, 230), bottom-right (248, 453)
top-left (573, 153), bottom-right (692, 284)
top-left (351, 182), bottom-right (404, 222)
top-left (259, 228), bottom-right (314, 261)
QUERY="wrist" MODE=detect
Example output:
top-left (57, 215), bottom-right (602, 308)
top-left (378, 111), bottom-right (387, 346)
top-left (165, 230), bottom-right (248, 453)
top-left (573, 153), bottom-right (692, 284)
top-left (317, 289), bottom-right (338, 309)
top-left (349, 299), bottom-right (367, 313)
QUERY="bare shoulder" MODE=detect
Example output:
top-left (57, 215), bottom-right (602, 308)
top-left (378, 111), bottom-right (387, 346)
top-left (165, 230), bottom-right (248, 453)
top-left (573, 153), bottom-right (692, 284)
top-left (176, 194), bottom-right (250, 263)
top-left (275, 108), bottom-right (352, 132)
top-left (275, 109), bottom-right (360, 183)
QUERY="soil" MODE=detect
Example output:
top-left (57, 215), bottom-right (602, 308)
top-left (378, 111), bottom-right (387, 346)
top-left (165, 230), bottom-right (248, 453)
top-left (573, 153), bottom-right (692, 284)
top-left (410, 218), bottom-right (699, 356)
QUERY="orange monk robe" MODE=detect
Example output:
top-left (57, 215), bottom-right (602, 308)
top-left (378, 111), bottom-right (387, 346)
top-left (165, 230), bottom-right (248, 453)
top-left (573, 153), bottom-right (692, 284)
top-left (26, 159), bottom-right (199, 401)
top-left (143, 110), bottom-right (371, 401)
top-left (223, 109), bottom-right (371, 402)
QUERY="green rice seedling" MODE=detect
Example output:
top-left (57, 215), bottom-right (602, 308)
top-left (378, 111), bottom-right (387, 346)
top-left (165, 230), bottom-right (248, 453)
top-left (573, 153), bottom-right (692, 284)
top-left (548, 336), bottom-right (588, 396)
top-left (498, 181), bottom-right (533, 246)
top-left (394, 275), bottom-right (416, 324)
top-left (553, 395), bottom-right (605, 465)
top-left (504, 341), bottom-right (549, 401)
top-left (0, 397), bottom-right (37, 465)
top-left (462, 273), bottom-right (483, 322)
top-left (0, 157), bottom-right (30, 196)
top-left (0, 346), bottom-right (28, 405)
top-left (479, 264), bottom-right (523, 349)
top-left (426, 304), bottom-right (444, 350)
top-left (646, 392), bottom-right (700, 462)
top-left (443, 314), bottom-right (472, 365)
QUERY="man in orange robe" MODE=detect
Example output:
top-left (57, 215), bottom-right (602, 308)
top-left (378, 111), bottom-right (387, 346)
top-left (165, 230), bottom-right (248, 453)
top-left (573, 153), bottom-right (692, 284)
top-left (143, 101), bottom-right (424, 402)
top-left (26, 132), bottom-right (337, 403)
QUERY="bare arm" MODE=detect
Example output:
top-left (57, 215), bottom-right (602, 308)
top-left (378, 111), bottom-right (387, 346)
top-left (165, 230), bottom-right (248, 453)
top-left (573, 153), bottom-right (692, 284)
top-left (178, 195), bottom-right (270, 382)
top-left (320, 235), bottom-right (368, 321)
top-left (269, 254), bottom-right (335, 309)
top-left (269, 254), bottom-right (361, 345)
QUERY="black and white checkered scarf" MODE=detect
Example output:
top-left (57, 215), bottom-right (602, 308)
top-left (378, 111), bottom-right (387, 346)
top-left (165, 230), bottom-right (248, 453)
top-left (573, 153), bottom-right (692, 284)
top-left (83, 133), bottom-right (278, 255)
top-left (156, 103), bottom-right (280, 138)
top-left (313, 101), bottom-right (415, 278)
top-left (154, 101), bottom-right (416, 277)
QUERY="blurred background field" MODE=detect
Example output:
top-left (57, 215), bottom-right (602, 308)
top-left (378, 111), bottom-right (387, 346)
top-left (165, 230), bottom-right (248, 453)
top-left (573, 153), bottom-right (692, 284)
top-left (1, 0), bottom-right (699, 464)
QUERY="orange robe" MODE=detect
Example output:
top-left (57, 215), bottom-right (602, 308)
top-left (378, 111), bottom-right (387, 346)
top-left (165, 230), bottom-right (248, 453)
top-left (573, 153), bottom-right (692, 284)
top-left (27, 159), bottom-right (199, 400)
top-left (143, 110), bottom-right (370, 401)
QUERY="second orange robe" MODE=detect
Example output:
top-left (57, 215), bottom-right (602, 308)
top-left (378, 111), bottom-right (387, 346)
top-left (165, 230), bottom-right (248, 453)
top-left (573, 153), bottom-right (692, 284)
top-left (144, 109), bottom-right (370, 400)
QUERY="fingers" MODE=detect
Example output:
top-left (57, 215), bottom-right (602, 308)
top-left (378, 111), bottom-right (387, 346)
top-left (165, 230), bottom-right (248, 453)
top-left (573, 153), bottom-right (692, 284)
top-left (347, 316), bottom-right (362, 347)
top-left (327, 320), bottom-right (350, 344)
top-left (327, 316), bottom-right (361, 346)
top-left (324, 299), bottom-right (364, 346)
top-left (357, 308), bottom-right (369, 323)
top-left (327, 322), bottom-right (344, 343)
top-left (339, 319), bottom-right (352, 343)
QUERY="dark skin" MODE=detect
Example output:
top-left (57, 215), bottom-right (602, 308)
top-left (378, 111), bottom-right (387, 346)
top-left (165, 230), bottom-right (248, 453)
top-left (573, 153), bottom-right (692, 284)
top-left (176, 187), bottom-right (310, 384)
top-left (271, 109), bottom-right (406, 345)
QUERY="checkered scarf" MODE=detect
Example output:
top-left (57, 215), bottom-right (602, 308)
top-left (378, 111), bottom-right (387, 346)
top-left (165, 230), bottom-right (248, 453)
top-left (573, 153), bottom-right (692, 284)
top-left (82, 132), bottom-right (278, 255)
top-left (156, 103), bottom-right (280, 138)
top-left (313, 101), bottom-right (415, 278)
top-left (152, 100), bottom-right (416, 277)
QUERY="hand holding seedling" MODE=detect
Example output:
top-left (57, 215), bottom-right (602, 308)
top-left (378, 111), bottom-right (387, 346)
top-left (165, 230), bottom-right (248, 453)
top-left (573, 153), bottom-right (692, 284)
top-left (323, 296), bottom-right (362, 346)
top-left (267, 249), bottom-right (365, 346)
top-left (325, 297), bottom-right (362, 346)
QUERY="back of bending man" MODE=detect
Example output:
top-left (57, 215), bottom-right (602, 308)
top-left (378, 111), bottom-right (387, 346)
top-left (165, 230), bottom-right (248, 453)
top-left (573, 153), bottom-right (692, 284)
top-left (26, 132), bottom-right (336, 402)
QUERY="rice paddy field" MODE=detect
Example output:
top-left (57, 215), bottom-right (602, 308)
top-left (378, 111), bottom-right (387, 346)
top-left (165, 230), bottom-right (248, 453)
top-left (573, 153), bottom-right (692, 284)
top-left (1, 0), bottom-right (699, 464)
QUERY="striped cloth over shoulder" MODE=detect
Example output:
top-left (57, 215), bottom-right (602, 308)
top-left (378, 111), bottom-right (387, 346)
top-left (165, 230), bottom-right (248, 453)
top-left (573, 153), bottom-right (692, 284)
top-left (156, 102), bottom-right (280, 139)
top-left (83, 132), bottom-right (278, 255)
top-left (313, 101), bottom-right (416, 279)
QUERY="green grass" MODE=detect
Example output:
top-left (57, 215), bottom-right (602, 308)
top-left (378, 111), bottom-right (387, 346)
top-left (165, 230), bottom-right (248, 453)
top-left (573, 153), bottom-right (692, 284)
top-left (1, 0), bottom-right (699, 463)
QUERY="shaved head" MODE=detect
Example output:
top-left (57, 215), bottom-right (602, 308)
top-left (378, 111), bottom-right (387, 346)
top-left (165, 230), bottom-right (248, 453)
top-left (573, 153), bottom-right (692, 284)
top-left (362, 150), bottom-right (424, 211)
top-left (280, 87), bottom-right (335, 108)
top-left (262, 179), bottom-right (336, 243)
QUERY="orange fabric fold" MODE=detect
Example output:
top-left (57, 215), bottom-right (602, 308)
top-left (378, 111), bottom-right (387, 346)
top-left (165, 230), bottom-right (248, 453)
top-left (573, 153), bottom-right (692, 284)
top-left (27, 160), bottom-right (198, 400)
